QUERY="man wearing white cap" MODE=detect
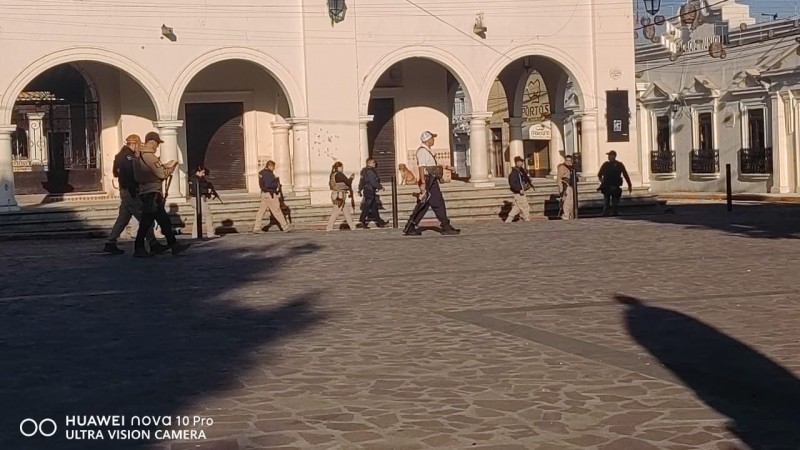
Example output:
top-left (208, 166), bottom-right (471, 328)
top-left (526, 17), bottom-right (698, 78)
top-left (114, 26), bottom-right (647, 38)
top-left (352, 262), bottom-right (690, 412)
top-left (403, 131), bottom-right (460, 236)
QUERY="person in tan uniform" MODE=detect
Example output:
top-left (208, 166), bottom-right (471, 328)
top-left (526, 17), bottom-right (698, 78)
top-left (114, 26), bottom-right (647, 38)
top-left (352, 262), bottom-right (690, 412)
top-left (132, 131), bottom-right (191, 257)
top-left (326, 161), bottom-right (356, 231)
top-left (557, 155), bottom-right (577, 220)
top-left (253, 160), bottom-right (291, 233)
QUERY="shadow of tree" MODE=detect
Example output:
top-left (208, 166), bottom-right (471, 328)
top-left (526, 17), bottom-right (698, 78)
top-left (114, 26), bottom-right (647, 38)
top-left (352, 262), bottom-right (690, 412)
top-left (0, 240), bottom-right (326, 449)
top-left (617, 295), bottom-right (800, 450)
top-left (616, 203), bottom-right (800, 239)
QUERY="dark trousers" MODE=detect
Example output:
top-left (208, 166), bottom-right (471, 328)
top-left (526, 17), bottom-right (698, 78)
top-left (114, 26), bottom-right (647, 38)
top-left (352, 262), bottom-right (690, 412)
top-left (359, 190), bottom-right (383, 224)
top-left (407, 178), bottom-right (451, 229)
top-left (602, 185), bottom-right (622, 214)
top-left (135, 193), bottom-right (176, 250)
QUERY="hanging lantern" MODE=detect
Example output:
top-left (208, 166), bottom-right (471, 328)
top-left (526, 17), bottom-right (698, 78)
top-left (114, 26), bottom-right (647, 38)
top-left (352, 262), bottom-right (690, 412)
top-left (680, 1), bottom-right (699, 25)
top-left (328, 0), bottom-right (346, 22)
top-left (643, 0), bottom-right (661, 16)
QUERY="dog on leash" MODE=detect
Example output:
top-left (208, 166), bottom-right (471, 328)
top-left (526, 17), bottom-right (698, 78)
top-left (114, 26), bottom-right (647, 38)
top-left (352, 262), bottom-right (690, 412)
top-left (398, 164), bottom-right (417, 186)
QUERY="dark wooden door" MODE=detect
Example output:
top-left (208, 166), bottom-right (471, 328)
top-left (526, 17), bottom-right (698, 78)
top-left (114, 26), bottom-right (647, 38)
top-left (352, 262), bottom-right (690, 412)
top-left (185, 102), bottom-right (245, 190)
top-left (367, 98), bottom-right (396, 181)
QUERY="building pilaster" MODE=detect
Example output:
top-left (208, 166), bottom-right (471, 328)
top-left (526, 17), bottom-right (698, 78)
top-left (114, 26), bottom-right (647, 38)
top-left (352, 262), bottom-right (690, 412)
top-left (153, 120), bottom-right (184, 200)
top-left (0, 125), bottom-right (20, 212)
top-left (271, 122), bottom-right (293, 193)
top-left (469, 111), bottom-right (494, 186)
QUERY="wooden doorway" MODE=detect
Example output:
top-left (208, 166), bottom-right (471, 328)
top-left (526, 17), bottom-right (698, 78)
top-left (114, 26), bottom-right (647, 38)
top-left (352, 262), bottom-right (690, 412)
top-left (367, 98), bottom-right (396, 181)
top-left (185, 102), bottom-right (246, 191)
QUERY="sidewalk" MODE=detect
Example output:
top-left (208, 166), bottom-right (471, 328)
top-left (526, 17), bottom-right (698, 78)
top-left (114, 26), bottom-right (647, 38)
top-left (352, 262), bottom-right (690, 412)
top-left (658, 192), bottom-right (800, 204)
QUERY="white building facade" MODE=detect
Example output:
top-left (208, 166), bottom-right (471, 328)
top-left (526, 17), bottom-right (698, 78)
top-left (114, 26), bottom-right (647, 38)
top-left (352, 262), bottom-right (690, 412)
top-left (636, 1), bottom-right (800, 194)
top-left (0, 0), bottom-right (638, 210)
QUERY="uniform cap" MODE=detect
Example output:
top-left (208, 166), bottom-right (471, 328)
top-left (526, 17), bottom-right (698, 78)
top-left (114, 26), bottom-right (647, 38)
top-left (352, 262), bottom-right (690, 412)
top-left (145, 131), bottom-right (164, 144)
top-left (420, 131), bottom-right (438, 142)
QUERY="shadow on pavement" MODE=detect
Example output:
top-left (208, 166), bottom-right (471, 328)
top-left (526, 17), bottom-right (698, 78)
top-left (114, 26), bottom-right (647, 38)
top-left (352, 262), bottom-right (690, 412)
top-left (617, 294), bottom-right (800, 450)
top-left (615, 203), bottom-right (800, 239)
top-left (0, 241), bottom-right (326, 450)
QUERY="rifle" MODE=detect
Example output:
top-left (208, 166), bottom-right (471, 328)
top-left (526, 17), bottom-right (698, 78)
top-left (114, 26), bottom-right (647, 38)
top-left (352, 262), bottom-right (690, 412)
top-left (207, 182), bottom-right (224, 204)
top-left (163, 174), bottom-right (173, 202)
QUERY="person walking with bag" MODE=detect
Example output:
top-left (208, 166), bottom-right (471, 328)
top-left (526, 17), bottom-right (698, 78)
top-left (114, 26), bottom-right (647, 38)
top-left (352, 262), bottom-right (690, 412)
top-left (132, 131), bottom-right (191, 258)
top-left (505, 156), bottom-right (533, 223)
top-left (325, 162), bottom-right (356, 231)
top-left (253, 160), bottom-right (291, 233)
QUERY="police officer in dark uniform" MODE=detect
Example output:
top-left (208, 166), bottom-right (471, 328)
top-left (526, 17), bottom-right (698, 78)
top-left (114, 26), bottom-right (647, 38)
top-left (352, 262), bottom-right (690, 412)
top-left (597, 150), bottom-right (632, 216)
top-left (358, 158), bottom-right (387, 228)
top-left (403, 131), bottom-right (460, 236)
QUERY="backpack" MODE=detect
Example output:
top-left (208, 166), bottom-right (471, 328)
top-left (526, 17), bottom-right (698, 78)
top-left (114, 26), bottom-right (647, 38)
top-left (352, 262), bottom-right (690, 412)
top-left (329, 172), bottom-right (337, 190)
top-left (114, 149), bottom-right (138, 193)
top-left (357, 168), bottom-right (366, 193)
top-left (132, 152), bottom-right (151, 184)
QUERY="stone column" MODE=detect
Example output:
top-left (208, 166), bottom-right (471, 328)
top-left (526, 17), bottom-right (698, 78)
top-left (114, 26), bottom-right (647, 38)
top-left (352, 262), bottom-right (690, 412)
top-left (154, 120), bottom-right (184, 200)
top-left (579, 111), bottom-right (600, 181)
top-left (548, 114), bottom-right (566, 178)
top-left (637, 104), bottom-right (651, 186)
top-left (26, 112), bottom-right (47, 168)
top-left (289, 117), bottom-right (310, 195)
top-left (773, 93), bottom-right (792, 193)
top-left (0, 125), bottom-right (19, 211)
top-left (271, 122), bottom-right (292, 192)
top-left (359, 115), bottom-right (373, 168)
top-left (469, 111), bottom-right (494, 186)
top-left (505, 116), bottom-right (524, 164)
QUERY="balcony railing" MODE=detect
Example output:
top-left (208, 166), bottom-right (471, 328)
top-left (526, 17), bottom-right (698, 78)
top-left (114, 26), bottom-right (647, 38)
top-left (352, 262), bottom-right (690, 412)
top-left (650, 150), bottom-right (676, 174)
top-left (690, 149), bottom-right (720, 174)
top-left (739, 147), bottom-right (772, 174)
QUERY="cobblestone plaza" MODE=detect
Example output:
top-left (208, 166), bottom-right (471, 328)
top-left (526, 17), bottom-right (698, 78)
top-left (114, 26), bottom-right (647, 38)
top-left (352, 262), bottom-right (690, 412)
top-left (2, 203), bottom-right (799, 449)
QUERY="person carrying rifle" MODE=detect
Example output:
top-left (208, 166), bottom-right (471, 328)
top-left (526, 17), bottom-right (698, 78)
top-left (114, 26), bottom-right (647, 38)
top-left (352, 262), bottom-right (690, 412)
top-left (131, 131), bottom-right (191, 258)
top-left (403, 131), bottom-right (460, 236)
top-left (557, 155), bottom-right (577, 220)
top-left (358, 158), bottom-right (387, 229)
top-left (253, 160), bottom-right (291, 233)
top-left (325, 161), bottom-right (357, 231)
top-left (597, 150), bottom-right (632, 216)
top-left (505, 156), bottom-right (534, 223)
top-left (189, 165), bottom-right (219, 239)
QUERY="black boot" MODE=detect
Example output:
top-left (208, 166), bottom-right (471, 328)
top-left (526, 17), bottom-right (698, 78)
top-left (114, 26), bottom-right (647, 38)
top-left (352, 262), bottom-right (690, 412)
top-left (170, 241), bottom-right (191, 255)
top-left (441, 224), bottom-right (461, 235)
top-left (403, 222), bottom-right (421, 236)
top-left (133, 248), bottom-right (153, 258)
top-left (149, 242), bottom-right (170, 255)
top-left (103, 243), bottom-right (125, 255)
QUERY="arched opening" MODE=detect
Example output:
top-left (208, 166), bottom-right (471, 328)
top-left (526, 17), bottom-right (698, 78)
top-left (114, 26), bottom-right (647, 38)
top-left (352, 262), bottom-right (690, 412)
top-left (365, 58), bottom-right (472, 182)
top-left (177, 60), bottom-right (292, 193)
top-left (10, 63), bottom-right (157, 195)
top-left (486, 56), bottom-right (585, 178)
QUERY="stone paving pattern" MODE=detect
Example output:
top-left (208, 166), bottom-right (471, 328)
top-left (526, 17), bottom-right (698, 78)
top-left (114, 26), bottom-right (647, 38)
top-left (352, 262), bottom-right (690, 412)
top-left (1, 202), bottom-right (799, 449)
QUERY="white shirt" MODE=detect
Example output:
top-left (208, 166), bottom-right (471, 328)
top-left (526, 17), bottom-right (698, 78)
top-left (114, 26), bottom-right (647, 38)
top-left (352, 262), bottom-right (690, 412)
top-left (416, 145), bottom-right (437, 168)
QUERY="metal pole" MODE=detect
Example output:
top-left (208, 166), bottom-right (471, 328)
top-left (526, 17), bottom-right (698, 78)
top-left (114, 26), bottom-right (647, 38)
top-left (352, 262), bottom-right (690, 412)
top-left (573, 171), bottom-right (580, 219)
top-left (194, 178), bottom-right (203, 239)
top-left (391, 176), bottom-right (399, 228)
top-left (725, 163), bottom-right (733, 212)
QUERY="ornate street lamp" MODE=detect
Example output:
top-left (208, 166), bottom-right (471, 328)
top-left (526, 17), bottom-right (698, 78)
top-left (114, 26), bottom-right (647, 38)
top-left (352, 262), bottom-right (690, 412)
top-left (642, 0), bottom-right (661, 16)
top-left (328, 0), bottom-right (346, 23)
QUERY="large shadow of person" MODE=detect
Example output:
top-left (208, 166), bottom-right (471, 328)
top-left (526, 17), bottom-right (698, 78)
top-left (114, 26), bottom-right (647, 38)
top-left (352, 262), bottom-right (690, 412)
top-left (0, 241), bottom-right (327, 450)
top-left (616, 295), bottom-right (800, 450)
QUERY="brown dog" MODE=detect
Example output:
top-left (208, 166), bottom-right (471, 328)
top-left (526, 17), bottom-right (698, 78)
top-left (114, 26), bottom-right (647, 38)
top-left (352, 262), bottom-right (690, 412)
top-left (398, 163), bottom-right (417, 185)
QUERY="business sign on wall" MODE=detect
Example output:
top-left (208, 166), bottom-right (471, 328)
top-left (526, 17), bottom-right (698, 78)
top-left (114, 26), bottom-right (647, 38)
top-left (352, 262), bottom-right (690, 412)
top-left (521, 74), bottom-right (551, 123)
top-left (527, 121), bottom-right (552, 140)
